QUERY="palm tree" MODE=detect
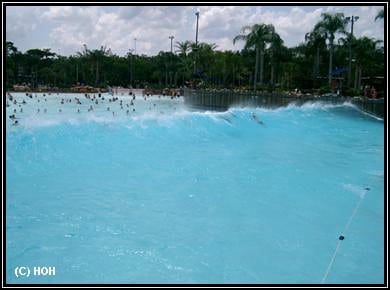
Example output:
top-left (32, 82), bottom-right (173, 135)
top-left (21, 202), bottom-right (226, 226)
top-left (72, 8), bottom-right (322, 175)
top-left (233, 23), bottom-right (273, 90)
top-left (175, 41), bottom-right (191, 56)
top-left (77, 45), bottom-right (111, 86)
top-left (6, 41), bottom-right (19, 56)
top-left (375, 9), bottom-right (384, 21)
top-left (189, 42), bottom-right (217, 82)
top-left (315, 13), bottom-right (348, 86)
top-left (353, 37), bottom-right (383, 89)
top-left (268, 28), bottom-right (283, 86)
top-left (305, 24), bottom-right (327, 80)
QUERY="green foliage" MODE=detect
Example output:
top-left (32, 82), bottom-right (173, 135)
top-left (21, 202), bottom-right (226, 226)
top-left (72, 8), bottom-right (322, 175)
top-left (5, 13), bottom-right (384, 92)
top-left (319, 85), bottom-right (332, 94)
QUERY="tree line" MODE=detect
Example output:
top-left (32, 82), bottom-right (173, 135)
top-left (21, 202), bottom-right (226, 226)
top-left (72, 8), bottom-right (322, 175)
top-left (5, 11), bottom-right (384, 95)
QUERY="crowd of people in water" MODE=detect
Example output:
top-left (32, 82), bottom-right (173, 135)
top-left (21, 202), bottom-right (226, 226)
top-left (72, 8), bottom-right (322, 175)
top-left (6, 90), bottom-right (185, 126)
top-left (6, 90), bottom-right (265, 127)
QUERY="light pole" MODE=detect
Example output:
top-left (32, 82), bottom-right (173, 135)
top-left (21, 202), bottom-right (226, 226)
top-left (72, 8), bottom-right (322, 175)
top-left (169, 36), bottom-right (174, 53)
top-left (168, 36), bottom-right (175, 87)
top-left (194, 11), bottom-right (200, 75)
top-left (128, 49), bottom-right (134, 87)
top-left (346, 15), bottom-right (359, 88)
top-left (195, 12), bottom-right (199, 46)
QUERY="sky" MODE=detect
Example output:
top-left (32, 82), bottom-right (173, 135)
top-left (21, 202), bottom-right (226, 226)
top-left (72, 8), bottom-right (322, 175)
top-left (5, 5), bottom-right (385, 57)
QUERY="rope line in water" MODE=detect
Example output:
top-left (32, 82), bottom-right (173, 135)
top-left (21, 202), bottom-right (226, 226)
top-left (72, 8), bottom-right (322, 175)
top-left (321, 191), bottom-right (366, 284)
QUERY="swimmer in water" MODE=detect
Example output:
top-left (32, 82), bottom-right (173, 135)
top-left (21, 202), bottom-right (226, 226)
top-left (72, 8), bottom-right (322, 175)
top-left (44, 108), bottom-right (47, 113)
top-left (252, 112), bottom-right (264, 125)
top-left (107, 107), bottom-right (110, 111)
top-left (12, 120), bottom-right (19, 126)
top-left (77, 109), bottom-right (80, 113)
top-left (220, 116), bottom-right (232, 124)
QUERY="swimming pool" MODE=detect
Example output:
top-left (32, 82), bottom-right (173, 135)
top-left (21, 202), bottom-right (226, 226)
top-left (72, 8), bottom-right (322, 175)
top-left (5, 93), bottom-right (384, 284)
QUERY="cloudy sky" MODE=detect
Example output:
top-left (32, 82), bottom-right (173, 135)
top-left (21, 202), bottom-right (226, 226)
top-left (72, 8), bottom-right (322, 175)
top-left (6, 5), bottom-right (385, 56)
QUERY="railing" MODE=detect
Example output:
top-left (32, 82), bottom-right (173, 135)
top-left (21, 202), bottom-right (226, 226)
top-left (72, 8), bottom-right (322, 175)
top-left (183, 88), bottom-right (384, 119)
top-left (352, 97), bottom-right (384, 119)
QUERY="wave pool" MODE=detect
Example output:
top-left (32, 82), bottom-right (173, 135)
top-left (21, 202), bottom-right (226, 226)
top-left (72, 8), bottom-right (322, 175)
top-left (5, 92), bottom-right (384, 284)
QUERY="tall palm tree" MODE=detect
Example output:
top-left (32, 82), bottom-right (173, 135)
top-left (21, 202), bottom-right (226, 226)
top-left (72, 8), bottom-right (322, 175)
top-left (305, 24), bottom-right (327, 80)
top-left (268, 27), bottom-right (283, 86)
top-left (353, 37), bottom-right (383, 89)
top-left (375, 9), bottom-right (384, 21)
top-left (315, 13), bottom-right (348, 86)
top-left (233, 23), bottom-right (273, 90)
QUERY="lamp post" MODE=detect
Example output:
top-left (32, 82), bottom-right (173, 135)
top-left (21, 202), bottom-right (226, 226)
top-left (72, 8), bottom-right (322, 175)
top-left (195, 12), bottom-right (199, 46)
top-left (169, 36), bottom-right (174, 53)
top-left (128, 49), bottom-right (134, 87)
top-left (194, 11), bottom-right (200, 75)
top-left (346, 15), bottom-right (359, 88)
top-left (168, 36), bottom-right (175, 87)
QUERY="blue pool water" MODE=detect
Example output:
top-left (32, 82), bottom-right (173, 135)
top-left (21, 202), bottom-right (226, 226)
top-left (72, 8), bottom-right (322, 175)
top-left (6, 93), bottom-right (384, 284)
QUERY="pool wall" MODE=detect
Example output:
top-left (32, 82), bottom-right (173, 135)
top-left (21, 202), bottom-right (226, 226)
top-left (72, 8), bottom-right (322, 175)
top-left (183, 88), bottom-right (384, 118)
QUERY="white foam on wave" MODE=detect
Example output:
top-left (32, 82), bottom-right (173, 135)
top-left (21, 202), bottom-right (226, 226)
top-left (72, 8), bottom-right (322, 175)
top-left (227, 101), bottom-right (357, 114)
top-left (291, 101), bottom-right (356, 110)
top-left (6, 99), bottom-right (375, 130)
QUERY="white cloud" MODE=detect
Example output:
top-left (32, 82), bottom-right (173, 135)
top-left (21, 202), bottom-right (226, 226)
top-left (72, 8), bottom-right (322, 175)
top-left (6, 6), bottom-right (385, 56)
top-left (6, 6), bottom-right (45, 39)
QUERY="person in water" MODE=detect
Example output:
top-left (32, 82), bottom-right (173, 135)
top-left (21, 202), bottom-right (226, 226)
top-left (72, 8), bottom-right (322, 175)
top-left (252, 112), bottom-right (264, 125)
